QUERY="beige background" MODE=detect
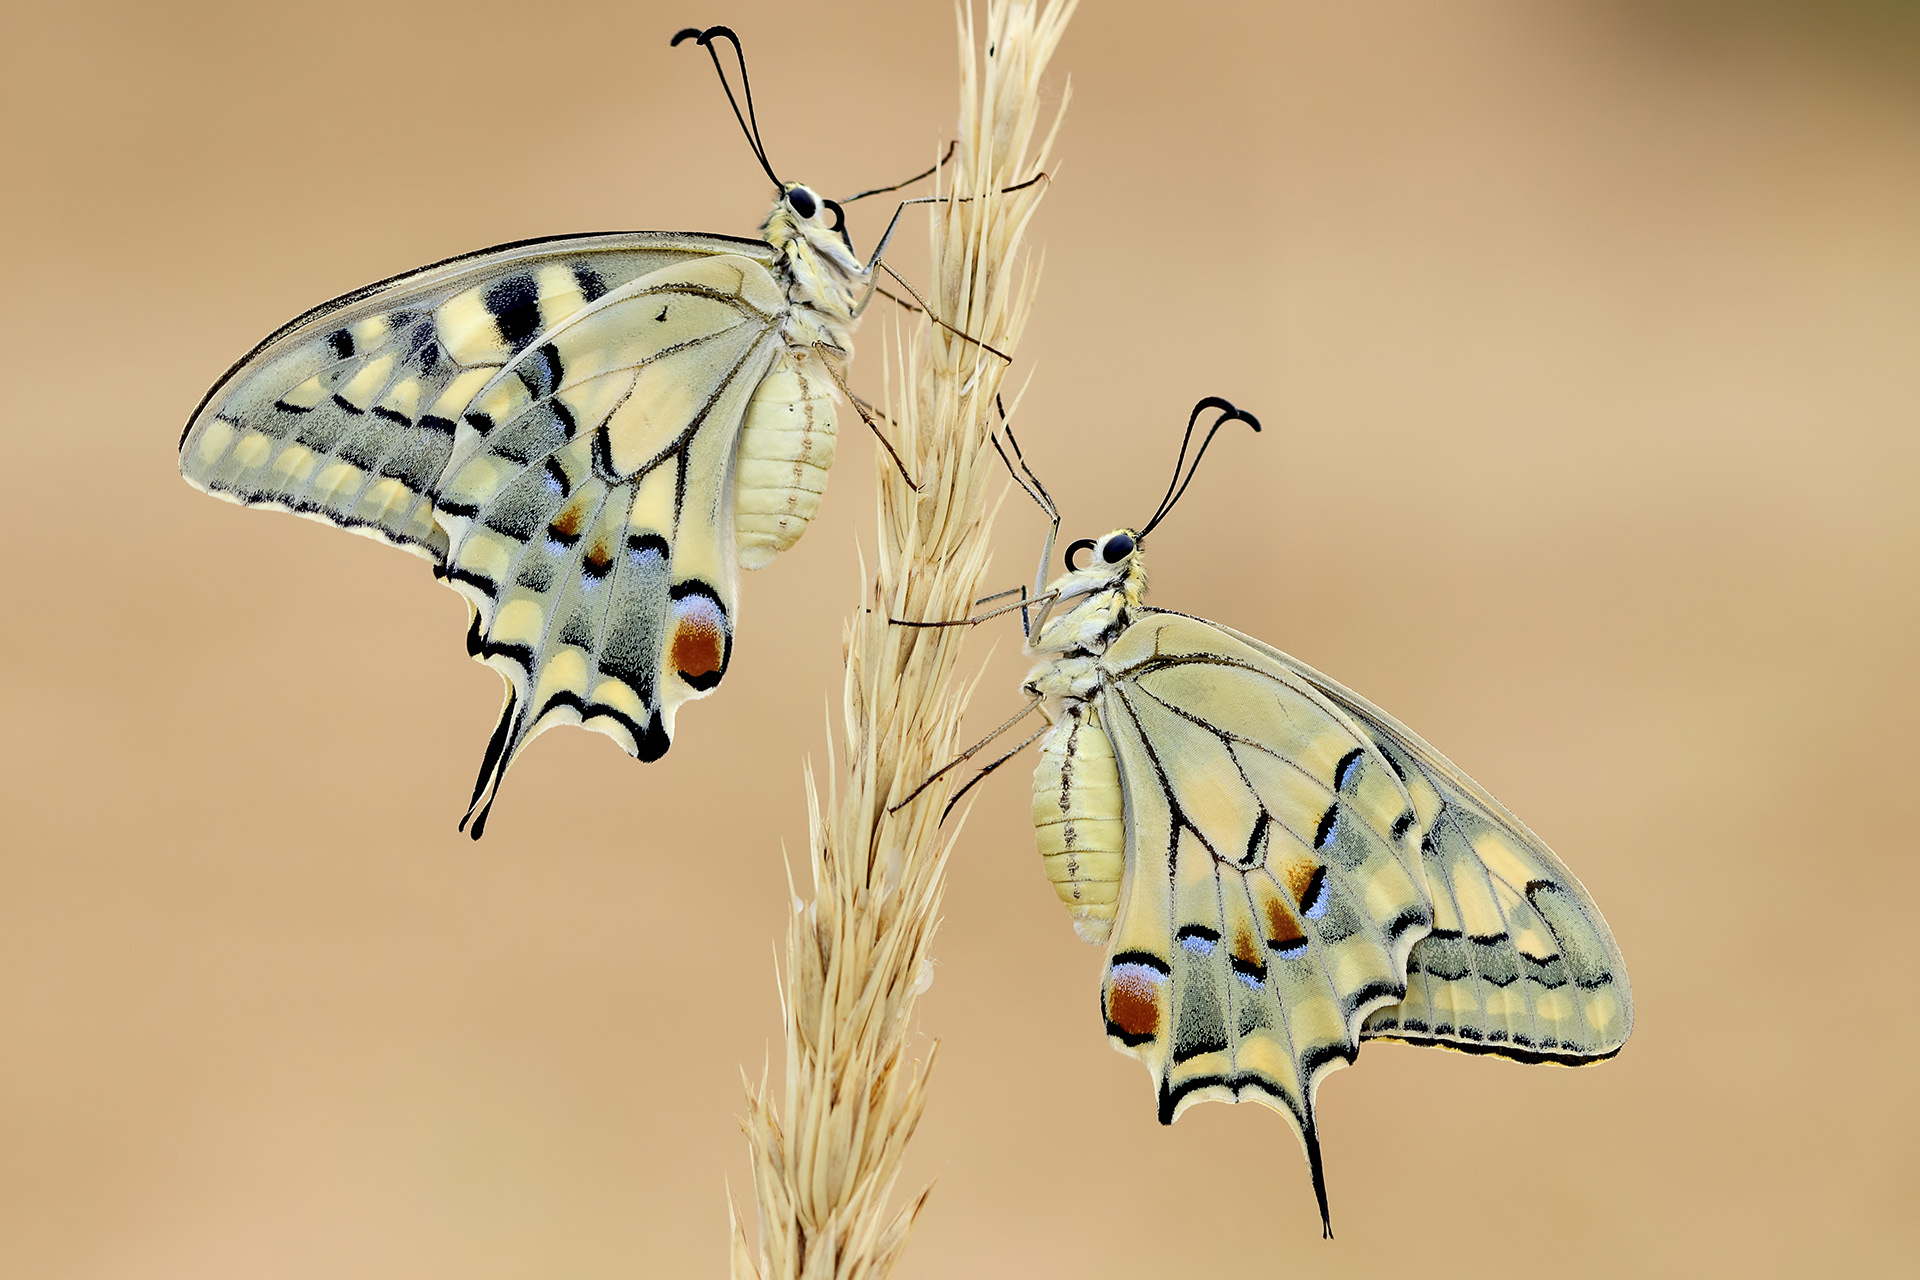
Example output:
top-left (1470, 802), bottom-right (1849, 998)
top-left (3, 0), bottom-right (1917, 1274)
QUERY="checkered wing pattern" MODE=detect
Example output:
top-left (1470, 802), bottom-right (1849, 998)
top-left (1221, 629), bottom-right (1636, 1063)
top-left (1094, 612), bottom-right (1433, 1235)
top-left (179, 232), bottom-right (788, 835)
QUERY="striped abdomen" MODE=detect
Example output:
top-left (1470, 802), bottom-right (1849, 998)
top-left (1032, 707), bottom-right (1126, 943)
top-left (733, 353), bottom-right (837, 569)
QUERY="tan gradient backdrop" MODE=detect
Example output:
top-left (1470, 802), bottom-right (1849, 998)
top-left (3, 0), bottom-right (1916, 1274)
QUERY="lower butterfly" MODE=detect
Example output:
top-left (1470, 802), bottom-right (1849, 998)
top-left (177, 26), bottom-right (969, 837)
top-left (918, 398), bottom-right (1633, 1235)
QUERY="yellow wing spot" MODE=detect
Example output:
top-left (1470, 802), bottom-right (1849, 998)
top-left (1584, 989), bottom-right (1620, 1031)
top-left (1513, 924), bottom-right (1557, 962)
top-left (378, 377), bottom-right (423, 420)
top-left (311, 460), bottom-right (363, 506)
top-left (1284, 995), bottom-right (1345, 1048)
top-left (280, 374), bottom-right (327, 410)
top-left (430, 366), bottom-right (497, 420)
top-left (535, 263), bottom-right (589, 327)
top-left (337, 353), bottom-right (397, 411)
top-left (193, 419), bottom-right (236, 466)
top-left (1533, 989), bottom-right (1574, 1025)
top-left (1451, 866), bottom-right (1508, 938)
top-left (1427, 979), bottom-right (1477, 1020)
top-left (588, 678), bottom-right (646, 721)
top-left (451, 528), bottom-right (513, 585)
top-left (471, 374), bottom-right (531, 425)
top-left (628, 460), bottom-right (677, 535)
top-left (360, 477), bottom-right (413, 523)
top-left (1403, 769), bottom-right (1445, 829)
top-left (230, 430), bottom-right (272, 470)
top-left (490, 598), bottom-right (546, 648)
top-left (534, 646), bottom-right (591, 705)
top-left (1473, 831), bottom-right (1537, 891)
top-left (435, 288), bottom-right (503, 366)
top-left (444, 456), bottom-right (507, 509)
top-left (269, 444), bottom-right (317, 487)
top-left (349, 314), bottom-right (392, 348)
top-left (1358, 859), bottom-right (1421, 924)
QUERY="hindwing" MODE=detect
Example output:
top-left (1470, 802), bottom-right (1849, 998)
top-left (1093, 612), bottom-right (1433, 1233)
top-left (179, 232), bottom-right (789, 834)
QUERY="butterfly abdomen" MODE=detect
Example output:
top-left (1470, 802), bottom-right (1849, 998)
top-left (733, 354), bottom-right (838, 570)
top-left (1031, 708), bottom-right (1126, 943)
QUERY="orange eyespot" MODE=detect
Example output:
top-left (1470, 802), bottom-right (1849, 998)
top-left (670, 591), bottom-right (729, 691)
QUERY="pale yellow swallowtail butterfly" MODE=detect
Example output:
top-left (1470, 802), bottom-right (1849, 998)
top-left (177, 26), bottom-right (954, 837)
top-left (951, 399), bottom-right (1632, 1235)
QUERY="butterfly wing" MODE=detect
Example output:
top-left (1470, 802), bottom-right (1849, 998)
top-left (180, 230), bottom-right (772, 556)
top-left (179, 231), bottom-right (790, 834)
top-left (1092, 612), bottom-right (1435, 1232)
top-left (1201, 617), bottom-right (1635, 1062)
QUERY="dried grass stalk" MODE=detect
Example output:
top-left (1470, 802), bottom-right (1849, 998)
top-left (728, 3), bottom-right (1074, 1276)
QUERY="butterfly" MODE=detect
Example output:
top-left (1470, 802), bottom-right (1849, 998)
top-left (176, 26), bottom-right (944, 837)
top-left (950, 398), bottom-right (1633, 1235)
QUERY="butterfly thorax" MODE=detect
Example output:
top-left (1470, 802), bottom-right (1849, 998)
top-left (1022, 532), bottom-right (1149, 714)
top-left (760, 197), bottom-right (866, 360)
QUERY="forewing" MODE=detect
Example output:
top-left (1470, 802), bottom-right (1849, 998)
top-left (179, 230), bottom-right (773, 559)
top-left (1197, 615), bottom-right (1634, 1063)
top-left (1095, 612), bottom-right (1434, 1232)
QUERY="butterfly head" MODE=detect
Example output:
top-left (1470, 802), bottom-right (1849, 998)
top-left (670, 27), bottom-right (866, 294)
top-left (763, 183), bottom-right (859, 262)
top-left (1053, 528), bottom-right (1148, 605)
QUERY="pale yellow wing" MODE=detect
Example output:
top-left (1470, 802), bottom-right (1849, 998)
top-left (179, 234), bottom-right (787, 835)
top-left (1191, 613), bottom-right (1634, 1063)
top-left (180, 231), bottom-right (774, 558)
top-left (1092, 612), bottom-right (1435, 1234)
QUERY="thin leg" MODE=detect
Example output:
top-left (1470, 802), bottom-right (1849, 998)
top-left (880, 264), bottom-right (1012, 365)
top-left (853, 172), bottom-right (1053, 317)
top-left (987, 393), bottom-right (1063, 635)
top-left (815, 348), bottom-right (918, 489)
top-left (889, 588), bottom-right (1059, 629)
top-left (888, 697), bottom-right (1043, 814)
top-left (874, 285), bottom-right (924, 316)
top-left (836, 140), bottom-right (958, 205)
top-left (939, 724), bottom-right (1051, 824)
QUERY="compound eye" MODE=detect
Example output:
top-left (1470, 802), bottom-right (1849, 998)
top-left (1100, 533), bottom-right (1135, 563)
top-left (786, 186), bottom-right (818, 219)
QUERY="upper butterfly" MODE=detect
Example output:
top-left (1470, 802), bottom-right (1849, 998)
top-left (179, 26), bottom-right (924, 837)
top-left (974, 399), bottom-right (1632, 1236)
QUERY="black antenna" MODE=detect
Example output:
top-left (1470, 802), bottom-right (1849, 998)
top-left (1137, 397), bottom-right (1262, 540)
top-left (671, 25), bottom-right (782, 191)
top-left (838, 141), bottom-right (959, 205)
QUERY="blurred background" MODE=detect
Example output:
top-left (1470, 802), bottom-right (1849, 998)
top-left (3, 0), bottom-right (1916, 1274)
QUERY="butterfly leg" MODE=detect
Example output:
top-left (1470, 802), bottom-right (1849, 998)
top-left (935, 723), bottom-right (1050, 824)
top-left (987, 392), bottom-right (1065, 634)
top-left (833, 140), bottom-right (957, 206)
top-left (853, 172), bottom-right (1051, 312)
top-left (850, 176), bottom-right (1050, 359)
top-left (887, 587), bottom-right (1060, 630)
top-left (887, 695), bottom-right (1042, 814)
top-left (887, 694), bottom-right (1052, 817)
top-left (812, 348), bottom-right (919, 489)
